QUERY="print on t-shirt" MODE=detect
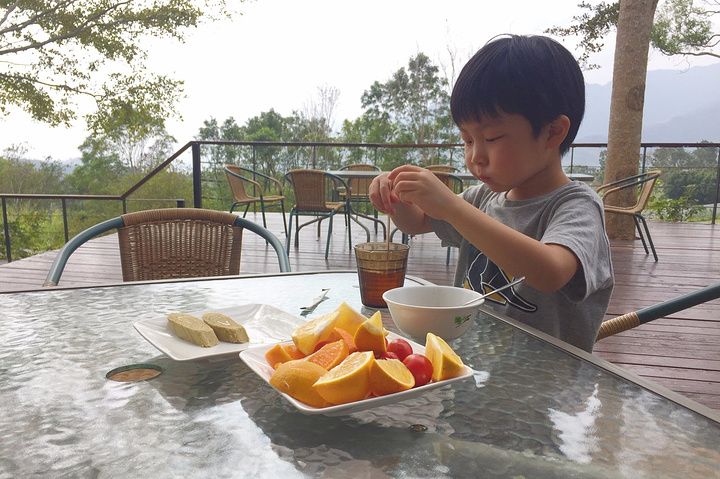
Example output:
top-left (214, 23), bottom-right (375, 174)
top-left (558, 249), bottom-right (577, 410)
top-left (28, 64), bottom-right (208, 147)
top-left (464, 245), bottom-right (537, 312)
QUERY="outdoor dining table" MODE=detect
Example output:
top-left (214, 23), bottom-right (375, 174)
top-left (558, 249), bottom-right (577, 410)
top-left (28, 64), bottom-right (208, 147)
top-left (2, 271), bottom-right (719, 478)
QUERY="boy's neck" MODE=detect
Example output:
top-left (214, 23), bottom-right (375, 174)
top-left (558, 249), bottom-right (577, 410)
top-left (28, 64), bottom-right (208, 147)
top-left (506, 161), bottom-right (571, 201)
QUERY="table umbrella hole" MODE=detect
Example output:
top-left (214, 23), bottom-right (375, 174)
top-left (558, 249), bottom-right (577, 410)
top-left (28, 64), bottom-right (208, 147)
top-left (106, 363), bottom-right (163, 382)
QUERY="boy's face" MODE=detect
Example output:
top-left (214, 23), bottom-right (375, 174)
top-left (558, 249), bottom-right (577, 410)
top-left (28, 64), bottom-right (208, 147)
top-left (458, 111), bottom-right (565, 199)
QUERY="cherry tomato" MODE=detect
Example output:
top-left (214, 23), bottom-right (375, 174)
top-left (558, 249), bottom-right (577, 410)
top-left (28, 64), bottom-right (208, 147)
top-left (378, 351), bottom-right (400, 360)
top-left (403, 353), bottom-right (433, 387)
top-left (387, 338), bottom-right (413, 361)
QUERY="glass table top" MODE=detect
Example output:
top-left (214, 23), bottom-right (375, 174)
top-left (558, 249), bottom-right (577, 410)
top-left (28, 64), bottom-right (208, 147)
top-left (2, 272), bottom-right (719, 478)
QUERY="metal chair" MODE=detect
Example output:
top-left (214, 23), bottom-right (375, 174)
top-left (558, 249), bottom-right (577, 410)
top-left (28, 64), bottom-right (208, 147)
top-left (224, 165), bottom-right (287, 236)
top-left (44, 208), bottom-right (290, 286)
top-left (337, 163), bottom-right (381, 230)
top-left (597, 170), bottom-right (662, 261)
top-left (285, 169), bottom-right (353, 259)
top-left (596, 283), bottom-right (720, 341)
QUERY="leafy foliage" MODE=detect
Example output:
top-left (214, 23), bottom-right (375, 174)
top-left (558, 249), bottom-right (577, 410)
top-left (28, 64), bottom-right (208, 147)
top-left (0, 0), bottom-right (238, 129)
top-left (546, 0), bottom-right (718, 68)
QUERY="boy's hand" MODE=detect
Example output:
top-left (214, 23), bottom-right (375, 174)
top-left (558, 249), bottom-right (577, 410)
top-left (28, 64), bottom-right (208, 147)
top-left (388, 165), bottom-right (459, 221)
top-left (368, 172), bottom-right (397, 214)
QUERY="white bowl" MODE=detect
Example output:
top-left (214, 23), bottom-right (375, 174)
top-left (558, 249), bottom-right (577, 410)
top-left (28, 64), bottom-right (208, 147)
top-left (382, 286), bottom-right (484, 342)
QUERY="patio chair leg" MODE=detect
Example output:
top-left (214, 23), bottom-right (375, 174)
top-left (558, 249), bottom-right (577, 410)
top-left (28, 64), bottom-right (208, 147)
top-left (632, 215), bottom-right (650, 257)
top-left (242, 204), bottom-right (251, 218)
top-left (346, 209), bottom-right (352, 252)
top-left (280, 201), bottom-right (288, 237)
top-left (325, 211), bottom-right (334, 259)
top-left (286, 210), bottom-right (293, 254)
top-left (635, 213), bottom-right (658, 261)
top-left (259, 198), bottom-right (267, 228)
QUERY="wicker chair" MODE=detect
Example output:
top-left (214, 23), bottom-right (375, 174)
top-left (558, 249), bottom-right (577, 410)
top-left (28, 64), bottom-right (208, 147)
top-left (285, 169), bottom-right (352, 259)
top-left (425, 164), bottom-right (458, 173)
top-left (596, 282), bottom-right (720, 341)
top-left (224, 165), bottom-right (287, 235)
top-left (336, 163), bottom-right (381, 225)
top-left (43, 208), bottom-right (290, 286)
top-left (597, 170), bottom-right (661, 261)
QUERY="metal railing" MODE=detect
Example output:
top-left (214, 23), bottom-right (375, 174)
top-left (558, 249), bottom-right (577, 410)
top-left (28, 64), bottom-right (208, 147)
top-left (2, 140), bottom-right (719, 262)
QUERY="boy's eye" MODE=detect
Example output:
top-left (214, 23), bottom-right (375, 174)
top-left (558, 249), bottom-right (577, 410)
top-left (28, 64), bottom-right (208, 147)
top-left (486, 136), bottom-right (502, 143)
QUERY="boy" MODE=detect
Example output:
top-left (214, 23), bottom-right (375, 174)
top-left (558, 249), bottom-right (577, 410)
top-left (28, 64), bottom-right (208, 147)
top-left (368, 35), bottom-right (613, 353)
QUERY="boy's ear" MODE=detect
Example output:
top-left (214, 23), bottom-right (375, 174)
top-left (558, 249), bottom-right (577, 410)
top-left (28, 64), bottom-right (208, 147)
top-left (545, 115), bottom-right (571, 149)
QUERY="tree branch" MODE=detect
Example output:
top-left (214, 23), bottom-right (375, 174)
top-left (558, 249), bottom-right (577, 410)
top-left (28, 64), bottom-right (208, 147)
top-left (1, 1), bottom-right (134, 56)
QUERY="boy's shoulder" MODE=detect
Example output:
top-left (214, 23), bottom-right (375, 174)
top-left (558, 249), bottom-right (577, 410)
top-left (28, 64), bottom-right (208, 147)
top-left (462, 180), bottom-right (599, 206)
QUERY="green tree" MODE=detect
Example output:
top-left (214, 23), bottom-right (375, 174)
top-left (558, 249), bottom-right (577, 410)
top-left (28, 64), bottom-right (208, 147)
top-left (547, 0), bottom-right (718, 235)
top-left (0, 0), bottom-right (238, 128)
top-left (360, 53), bottom-right (453, 165)
top-left (66, 137), bottom-right (127, 195)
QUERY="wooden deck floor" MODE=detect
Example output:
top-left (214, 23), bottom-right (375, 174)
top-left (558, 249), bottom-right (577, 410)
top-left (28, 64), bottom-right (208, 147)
top-left (2, 212), bottom-right (719, 410)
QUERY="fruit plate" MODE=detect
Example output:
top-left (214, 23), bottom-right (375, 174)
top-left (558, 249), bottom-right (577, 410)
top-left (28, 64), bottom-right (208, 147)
top-left (134, 304), bottom-right (303, 361)
top-left (239, 332), bottom-right (474, 416)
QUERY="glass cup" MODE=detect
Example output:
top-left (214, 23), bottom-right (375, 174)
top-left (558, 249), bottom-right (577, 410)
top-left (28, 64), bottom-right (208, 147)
top-left (354, 242), bottom-right (410, 308)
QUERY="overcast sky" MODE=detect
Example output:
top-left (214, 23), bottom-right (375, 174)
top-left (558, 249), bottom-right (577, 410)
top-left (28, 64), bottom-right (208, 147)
top-left (3, 0), bottom-right (719, 162)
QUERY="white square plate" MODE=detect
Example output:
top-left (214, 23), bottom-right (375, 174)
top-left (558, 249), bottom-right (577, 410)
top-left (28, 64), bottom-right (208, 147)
top-left (134, 304), bottom-right (303, 361)
top-left (240, 332), bottom-right (474, 416)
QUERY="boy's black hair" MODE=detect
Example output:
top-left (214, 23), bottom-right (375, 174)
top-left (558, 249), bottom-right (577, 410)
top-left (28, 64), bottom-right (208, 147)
top-left (451, 35), bottom-right (585, 156)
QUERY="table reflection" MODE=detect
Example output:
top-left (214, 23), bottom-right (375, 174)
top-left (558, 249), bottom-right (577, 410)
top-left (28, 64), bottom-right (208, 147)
top-left (1, 272), bottom-right (719, 478)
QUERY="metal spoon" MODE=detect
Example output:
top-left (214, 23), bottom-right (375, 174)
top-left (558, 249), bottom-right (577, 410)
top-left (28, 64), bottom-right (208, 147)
top-left (462, 276), bottom-right (525, 306)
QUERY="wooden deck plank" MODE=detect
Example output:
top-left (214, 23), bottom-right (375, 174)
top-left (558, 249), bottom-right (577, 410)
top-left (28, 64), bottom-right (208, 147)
top-left (1, 214), bottom-right (719, 412)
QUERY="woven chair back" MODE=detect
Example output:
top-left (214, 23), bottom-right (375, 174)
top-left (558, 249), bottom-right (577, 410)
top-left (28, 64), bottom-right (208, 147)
top-left (432, 171), bottom-right (463, 194)
top-left (346, 163), bottom-right (378, 171)
top-left (288, 169), bottom-right (333, 211)
top-left (426, 165), bottom-right (456, 173)
top-left (224, 165), bottom-right (252, 202)
top-left (634, 171), bottom-right (661, 213)
top-left (117, 208), bottom-right (243, 281)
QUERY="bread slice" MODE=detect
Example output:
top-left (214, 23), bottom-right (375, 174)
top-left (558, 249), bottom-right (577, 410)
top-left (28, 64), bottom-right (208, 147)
top-left (202, 312), bottom-right (250, 344)
top-left (167, 313), bottom-right (219, 347)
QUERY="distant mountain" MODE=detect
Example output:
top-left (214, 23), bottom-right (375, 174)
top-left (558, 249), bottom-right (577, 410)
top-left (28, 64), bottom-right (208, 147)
top-left (576, 62), bottom-right (720, 143)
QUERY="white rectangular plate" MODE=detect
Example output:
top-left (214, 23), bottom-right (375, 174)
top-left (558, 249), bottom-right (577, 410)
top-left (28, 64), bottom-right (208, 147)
top-left (240, 332), bottom-right (474, 416)
top-left (134, 304), bottom-right (303, 361)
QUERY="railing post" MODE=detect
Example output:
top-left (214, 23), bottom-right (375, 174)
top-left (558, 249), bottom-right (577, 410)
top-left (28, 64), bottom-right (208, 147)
top-left (713, 148), bottom-right (719, 225)
top-left (192, 143), bottom-right (202, 208)
top-left (641, 147), bottom-right (648, 172)
top-left (176, 199), bottom-right (185, 208)
top-left (2, 198), bottom-right (11, 263)
top-left (61, 198), bottom-right (69, 243)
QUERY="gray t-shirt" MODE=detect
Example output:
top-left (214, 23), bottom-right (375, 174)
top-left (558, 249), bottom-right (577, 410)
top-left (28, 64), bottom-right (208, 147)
top-left (428, 181), bottom-right (614, 353)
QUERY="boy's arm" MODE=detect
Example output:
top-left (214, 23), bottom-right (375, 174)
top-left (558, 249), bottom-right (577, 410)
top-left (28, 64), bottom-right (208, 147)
top-left (387, 166), bottom-right (579, 293)
top-left (449, 199), bottom-right (579, 292)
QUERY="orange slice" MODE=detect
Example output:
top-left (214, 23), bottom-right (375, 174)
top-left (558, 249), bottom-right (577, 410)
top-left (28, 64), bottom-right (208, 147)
top-left (353, 311), bottom-right (387, 355)
top-left (291, 311), bottom-right (340, 355)
top-left (332, 327), bottom-right (357, 353)
top-left (369, 358), bottom-right (415, 396)
top-left (264, 344), bottom-right (294, 369)
top-left (264, 344), bottom-right (307, 368)
top-left (425, 332), bottom-right (465, 381)
top-left (269, 360), bottom-right (330, 408)
top-left (334, 301), bottom-right (368, 335)
top-left (313, 351), bottom-right (374, 405)
top-left (304, 339), bottom-right (349, 370)
top-left (283, 344), bottom-right (306, 360)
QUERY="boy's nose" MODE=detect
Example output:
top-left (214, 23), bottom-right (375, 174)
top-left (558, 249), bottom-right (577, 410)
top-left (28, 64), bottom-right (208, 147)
top-left (467, 145), bottom-right (487, 165)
